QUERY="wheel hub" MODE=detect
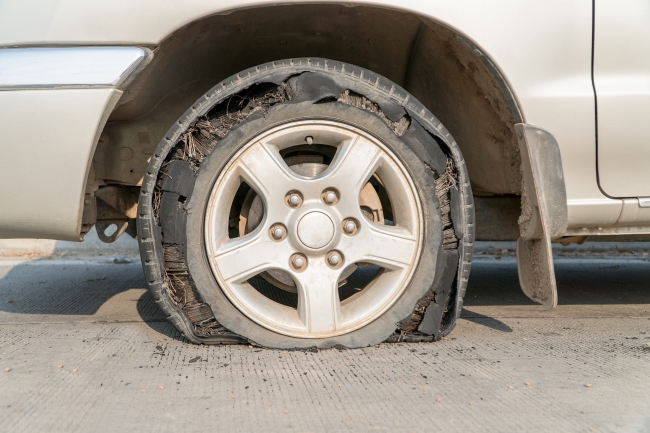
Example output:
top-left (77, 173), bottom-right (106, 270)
top-left (205, 121), bottom-right (422, 338)
top-left (297, 211), bottom-right (334, 249)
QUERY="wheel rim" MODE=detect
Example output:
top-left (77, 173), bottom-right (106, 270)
top-left (205, 120), bottom-right (423, 338)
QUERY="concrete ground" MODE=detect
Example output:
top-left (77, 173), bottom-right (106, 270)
top-left (0, 255), bottom-right (648, 433)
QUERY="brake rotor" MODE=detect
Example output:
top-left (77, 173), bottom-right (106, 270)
top-left (238, 155), bottom-right (385, 293)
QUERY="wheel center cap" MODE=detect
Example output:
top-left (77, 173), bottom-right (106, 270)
top-left (297, 211), bottom-right (334, 249)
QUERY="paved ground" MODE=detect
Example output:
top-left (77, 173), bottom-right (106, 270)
top-left (0, 255), bottom-right (648, 433)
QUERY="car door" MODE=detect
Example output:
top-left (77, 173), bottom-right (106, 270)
top-left (594, 0), bottom-right (650, 198)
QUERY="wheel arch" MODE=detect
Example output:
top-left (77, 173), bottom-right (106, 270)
top-left (96, 3), bottom-right (524, 201)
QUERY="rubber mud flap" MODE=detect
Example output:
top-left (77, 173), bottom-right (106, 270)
top-left (516, 237), bottom-right (557, 307)
top-left (515, 123), bottom-right (566, 308)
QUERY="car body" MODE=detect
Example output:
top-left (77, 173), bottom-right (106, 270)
top-left (0, 0), bottom-right (648, 344)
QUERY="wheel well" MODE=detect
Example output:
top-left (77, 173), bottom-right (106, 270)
top-left (93, 3), bottom-right (523, 238)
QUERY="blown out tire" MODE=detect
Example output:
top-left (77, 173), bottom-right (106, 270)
top-left (137, 59), bottom-right (474, 349)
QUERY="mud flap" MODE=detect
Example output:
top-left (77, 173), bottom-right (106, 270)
top-left (515, 124), bottom-right (568, 308)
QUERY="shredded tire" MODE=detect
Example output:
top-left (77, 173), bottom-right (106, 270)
top-left (137, 58), bottom-right (474, 346)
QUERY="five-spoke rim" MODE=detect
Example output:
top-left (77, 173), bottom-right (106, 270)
top-left (205, 121), bottom-right (423, 338)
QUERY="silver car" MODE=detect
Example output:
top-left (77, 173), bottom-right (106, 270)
top-left (0, 0), bottom-right (647, 348)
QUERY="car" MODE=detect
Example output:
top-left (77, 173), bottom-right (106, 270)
top-left (1, 0), bottom-right (647, 349)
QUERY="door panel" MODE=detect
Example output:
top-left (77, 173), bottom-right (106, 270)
top-left (595, 0), bottom-right (650, 198)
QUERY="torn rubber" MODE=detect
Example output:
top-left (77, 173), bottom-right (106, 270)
top-left (138, 58), bottom-right (474, 346)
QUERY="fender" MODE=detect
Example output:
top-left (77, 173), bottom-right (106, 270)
top-left (0, 47), bottom-right (150, 239)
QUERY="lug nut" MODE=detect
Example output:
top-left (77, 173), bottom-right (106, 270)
top-left (342, 218), bottom-right (359, 236)
top-left (288, 194), bottom-right (301, 207)
top-left (270, 224), bottom-right (287, 241)
top-left (285, 191), bottom-right (303, 208)
top-left (326, 250), bottom-right (344, 268)
top-left (290, 253), bottom-right (307, 270)
top-left (328, 254), bottom-right (341, 266)
top-left (321, 189), bottom-right (339, 205)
